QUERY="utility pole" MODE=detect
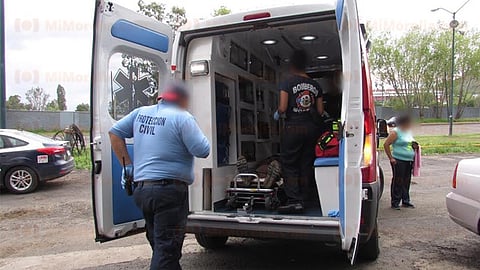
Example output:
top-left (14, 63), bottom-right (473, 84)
top-left (0, 0), bottom-right (6, 129)
top-left (449, 15), bottom-right (457, 137)
top-left (432, 0), bottom-right (471, 136)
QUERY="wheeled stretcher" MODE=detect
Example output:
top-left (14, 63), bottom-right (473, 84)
top-left (225, 173), bottom-right (281, 211)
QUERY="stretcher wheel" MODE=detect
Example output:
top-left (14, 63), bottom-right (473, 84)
top-left (265, 196), bottom-right (279, 211)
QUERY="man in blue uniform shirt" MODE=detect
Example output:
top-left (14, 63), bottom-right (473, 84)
top-left (109, 81), bottom-right (210, 270)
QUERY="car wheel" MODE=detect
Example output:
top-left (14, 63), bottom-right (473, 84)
top-left (359, 222), bottom-right (380, 261)
top-left (195, 234), bottom-right (228, 249)
top-left (379, 166), bottom-right (385, 199)
top-left (4, 166), bottom-right (39, 194)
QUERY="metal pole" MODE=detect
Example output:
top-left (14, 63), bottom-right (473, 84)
top-left (431, 0), bottom-right (471, 136)
top-left (0, 0), bottom-right (6, 129)
top-left (449, 14), bottom-right (456, 136)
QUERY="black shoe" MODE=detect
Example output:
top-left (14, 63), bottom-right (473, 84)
top-left (278, 203), bottom-right (304, 214)
top-left (391, 205), bottom-right (401, 210)
top-left (402, 202), bottom-right (415, 208)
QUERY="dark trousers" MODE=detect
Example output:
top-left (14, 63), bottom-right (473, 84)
top-left (133, 181), bottom-right (189, 270)
top-left (280, 121), bottom-right (320, 205)
top-left (390, 159), bottom-right (413, 207)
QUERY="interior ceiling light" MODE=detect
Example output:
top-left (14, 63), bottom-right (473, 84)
top-left (301, 35), bottom-right (317, 41)
top-left (262, 39), bottom-right (277, 45)
top-left (316, 55), bottom-right (328, 60)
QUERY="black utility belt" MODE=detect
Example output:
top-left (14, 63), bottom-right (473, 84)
top-left (135, 179), bottom-right (187, 187)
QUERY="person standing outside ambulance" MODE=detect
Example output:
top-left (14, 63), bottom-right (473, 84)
top-left (383, 115), bottom-right (417, 210)
top-left (109, 81), bottom-right (210, 270)
top-left (275, 50), bottom-right (324, 214)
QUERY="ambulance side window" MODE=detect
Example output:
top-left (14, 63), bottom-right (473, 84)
top-left (108, 53), bottom-right (160, 120)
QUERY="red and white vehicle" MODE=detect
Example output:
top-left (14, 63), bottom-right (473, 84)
top-left (90, 0), bottom-right (387, 264)
top-left (446, 158), bottom-right (480, 235)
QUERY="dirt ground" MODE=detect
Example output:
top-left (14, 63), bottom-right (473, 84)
top-left (1, 154), bottom-right (480, 270)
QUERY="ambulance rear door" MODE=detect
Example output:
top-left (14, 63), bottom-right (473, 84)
top-left (336, 0), bottom-right (364, 264)
top-left (90, 1), bottom-right (173, 242)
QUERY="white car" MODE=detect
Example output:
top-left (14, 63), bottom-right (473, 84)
top-left (446, 158), bottom-right (480, 235)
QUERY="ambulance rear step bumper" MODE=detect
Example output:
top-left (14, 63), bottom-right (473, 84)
top-left (186, 213), bottom-right (342, 243)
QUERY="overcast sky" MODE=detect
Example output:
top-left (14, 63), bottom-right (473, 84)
top-left (5, 0), bottom-right (480, 110)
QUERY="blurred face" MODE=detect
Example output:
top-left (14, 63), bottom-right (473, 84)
top-left (178, 96), bottom-right (189, 109)
top-left (399, 121), bottom-right (412, 130)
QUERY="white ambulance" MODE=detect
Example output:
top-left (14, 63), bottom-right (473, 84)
top-left (90, 0), bottom-right (386, 264)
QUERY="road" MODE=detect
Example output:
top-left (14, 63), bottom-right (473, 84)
top-left (413, 123), bottom-right (480, 136)
top-left (1, 154), bottom-right (479, 270)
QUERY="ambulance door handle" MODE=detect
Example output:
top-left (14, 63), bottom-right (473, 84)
top-left (345, 131), bottom-right (355, 138)
top-left (94, 160), bottom-right (102, 174)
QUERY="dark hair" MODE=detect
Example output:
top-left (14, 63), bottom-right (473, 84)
top-left (396, 114), bottom-right (413, 126)
top-left (290, 50), bottom-right (308, 71)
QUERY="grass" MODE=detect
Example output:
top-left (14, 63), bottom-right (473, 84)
top-left (72, 149), bottom-right (92, 170)
top-left (415, 134), bottom-right (480, 155)
top-left (380, 133), bottom-right (480, 155)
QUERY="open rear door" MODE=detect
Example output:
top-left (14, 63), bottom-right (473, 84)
top-left (336, 0), bottom-right (364, 264)
top-left (90, 1), bottom-right (173, 242)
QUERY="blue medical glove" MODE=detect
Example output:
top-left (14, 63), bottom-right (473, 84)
top-left (273, 110), bottom-right (280, 121)
top-left (121, 164), bottom-right (134, 190)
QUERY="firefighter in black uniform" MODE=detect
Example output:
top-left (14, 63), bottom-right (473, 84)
top-left (275, 50), bottom-right (324, 214)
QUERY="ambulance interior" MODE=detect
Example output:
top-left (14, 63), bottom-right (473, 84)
top-left (187, 18), bottom-right (344, 217)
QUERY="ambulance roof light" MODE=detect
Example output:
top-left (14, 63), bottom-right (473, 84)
top-left (262, 39), bottom-right (277, 45)
top-left (300, 35), bottom-right (317, 41)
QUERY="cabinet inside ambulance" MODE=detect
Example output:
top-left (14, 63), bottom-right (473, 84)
top-left (185, 18), bottom-right (345, 218)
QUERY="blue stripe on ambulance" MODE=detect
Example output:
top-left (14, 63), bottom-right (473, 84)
top-left (111, 19), bottom-right (169, 53)
top-left (338, 139), bottom-right (346, 234)
top-left (111, 145), bottom-right (143, 225)
top-left (336, 0), bottom-right (345, 29)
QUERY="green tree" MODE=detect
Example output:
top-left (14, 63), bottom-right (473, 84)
top-left (137, 0), bottom-right (166, 22)
top-left (369, 28), bottom-right (436, 117)
top-left (369, 26), bottom-right (480, 119)
top-left (46, 99), bottom-right (59, 111)
top-left (57, 84), bottom-right (67, 111)
top-left (167, 6), bottom-right (187, 31)
top-left (213, 6), bottom-right (231, 17)
top-left (25, 87), bottom-right (50, 111)
top-left (137, 0), bottom-right (187, 30)
top-left (453, 31), bottom-right (480, 118)
top-left (76, 103), bottom-right (90, 112)
top-left (6, 95), bottom-right (27, 110)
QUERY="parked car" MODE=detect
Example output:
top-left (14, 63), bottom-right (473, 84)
top-left (446, 158), bottom-right (480, 235)
top-left (0, 129), bottom-right (75, 194)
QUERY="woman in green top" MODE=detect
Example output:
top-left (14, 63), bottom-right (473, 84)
top-left (384, 115), bottom-right (418, 210)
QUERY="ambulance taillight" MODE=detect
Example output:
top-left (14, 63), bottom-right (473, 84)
top-left (361, 60), bottom-right (377, 184)
top-left (243, 12), bottom-right (271, 21)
